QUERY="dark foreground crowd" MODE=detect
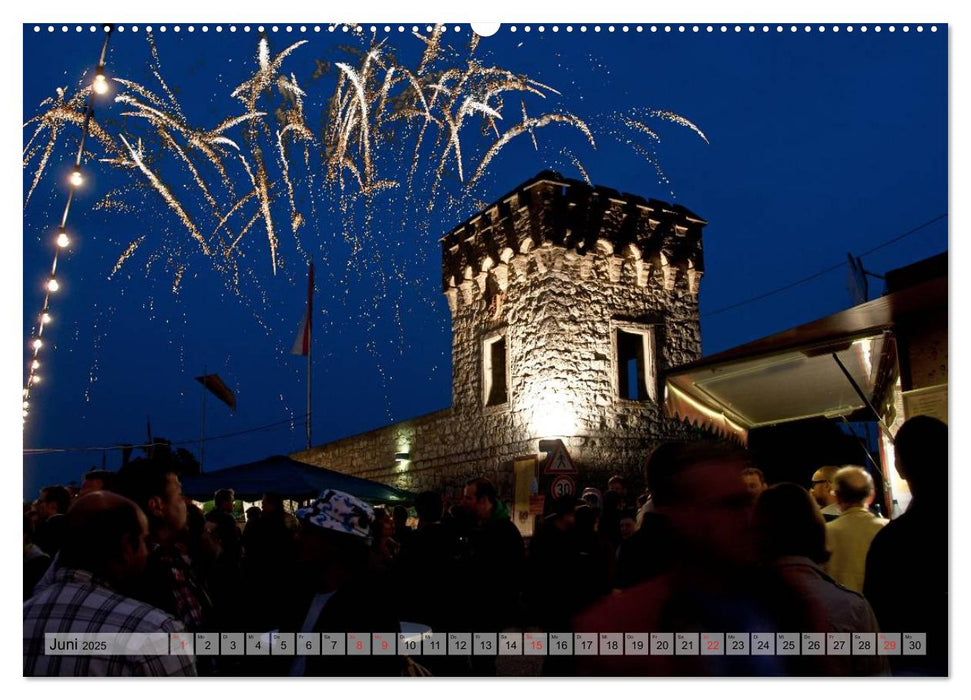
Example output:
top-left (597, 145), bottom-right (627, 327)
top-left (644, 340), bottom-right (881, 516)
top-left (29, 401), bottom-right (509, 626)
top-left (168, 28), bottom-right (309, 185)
top-left (23, 415), bottom-right (946, 677)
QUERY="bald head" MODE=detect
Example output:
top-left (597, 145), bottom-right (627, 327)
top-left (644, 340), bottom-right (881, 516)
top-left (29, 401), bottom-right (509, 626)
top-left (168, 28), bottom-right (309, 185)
top-left (833, 466), bottom-right (874, 508)
top-left (810, 466), bottom-right (841, 507)
top-left (59, 492), bottom-right (149, 586)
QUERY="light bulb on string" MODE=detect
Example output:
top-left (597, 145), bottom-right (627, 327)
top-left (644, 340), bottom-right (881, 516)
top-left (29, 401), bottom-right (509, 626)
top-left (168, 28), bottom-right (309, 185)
top-left (30, 375), bottom-right (41, 385)
top-left (92, 66), bottom-right (109, 95)
top-left (31, 360), bottom-right (40, 370)
top-left (32, 338), bottom-right (43, 350)
top-left (47, 276), bottom-right (60, 292)
top-left (69, 166), bottom-right (84, 187)
top-left (56, 226), bottom-right (70, 248)
top-left (41, 312), bottom-right (51, 325)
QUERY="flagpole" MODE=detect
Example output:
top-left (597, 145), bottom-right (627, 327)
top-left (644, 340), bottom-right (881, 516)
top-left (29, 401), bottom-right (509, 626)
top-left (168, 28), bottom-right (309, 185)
top-left (200, 364), bottom-right (207, 473)
top-left (306, 261), bottom-right (313, 451)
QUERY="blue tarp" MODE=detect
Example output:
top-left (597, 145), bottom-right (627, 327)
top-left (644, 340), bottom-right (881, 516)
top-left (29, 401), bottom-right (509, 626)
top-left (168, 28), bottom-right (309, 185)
top-left (180, 455), bottom-right (413, 505)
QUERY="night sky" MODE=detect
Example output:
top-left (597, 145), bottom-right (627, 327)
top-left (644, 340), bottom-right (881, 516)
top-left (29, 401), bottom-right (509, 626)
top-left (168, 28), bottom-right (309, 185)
top-left (22, 23), bottom-right (947, 499)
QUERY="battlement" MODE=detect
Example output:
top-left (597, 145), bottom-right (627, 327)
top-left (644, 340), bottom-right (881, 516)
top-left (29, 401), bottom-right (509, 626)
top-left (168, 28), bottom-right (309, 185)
top-left (441, 171), bottom-right (708, 311)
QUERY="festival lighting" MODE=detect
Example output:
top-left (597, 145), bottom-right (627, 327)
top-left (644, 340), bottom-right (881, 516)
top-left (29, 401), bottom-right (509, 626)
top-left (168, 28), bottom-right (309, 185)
top-left (92, 66), bottom-right (109, 95)
top-left (23, 27), bottom-right (113, 428)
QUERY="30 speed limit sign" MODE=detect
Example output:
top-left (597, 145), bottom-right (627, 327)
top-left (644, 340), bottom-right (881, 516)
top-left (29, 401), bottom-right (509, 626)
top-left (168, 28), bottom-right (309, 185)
top-left (550, 475), bottom-right (576, 499)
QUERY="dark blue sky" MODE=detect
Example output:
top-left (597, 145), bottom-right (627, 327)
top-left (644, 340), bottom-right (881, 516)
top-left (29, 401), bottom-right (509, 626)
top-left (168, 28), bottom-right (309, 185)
top-left (22, 23), bottom-right (947, 499)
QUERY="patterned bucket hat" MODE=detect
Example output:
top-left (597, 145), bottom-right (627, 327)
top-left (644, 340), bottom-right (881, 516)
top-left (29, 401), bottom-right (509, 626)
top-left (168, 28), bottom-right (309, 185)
top-left (296, 489), bottom-right (374, 540)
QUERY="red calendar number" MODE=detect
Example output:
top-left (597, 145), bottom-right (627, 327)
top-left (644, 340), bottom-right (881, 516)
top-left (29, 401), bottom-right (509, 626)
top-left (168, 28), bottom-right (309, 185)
top-left (706, 641), bottom-right (719, 651)
top-left (531, 641), bottom-right (543, 650)
top-left (356, 641), bottom-right (363, 650)
top-left (381, 641), bottom-right (388, 650)
top-left (884, 640), bottom-right (896, 651)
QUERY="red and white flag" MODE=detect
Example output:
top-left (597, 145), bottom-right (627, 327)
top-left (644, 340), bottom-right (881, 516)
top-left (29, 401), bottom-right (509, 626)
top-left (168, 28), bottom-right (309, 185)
top-left (291, 262), bottom-right (314, 355)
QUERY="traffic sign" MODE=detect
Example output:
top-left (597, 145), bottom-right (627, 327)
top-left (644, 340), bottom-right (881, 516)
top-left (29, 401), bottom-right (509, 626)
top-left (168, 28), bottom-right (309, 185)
top-left (550, 475), bottom-right (576, 499)
top-left (541, 439), bottom-right (577, 475)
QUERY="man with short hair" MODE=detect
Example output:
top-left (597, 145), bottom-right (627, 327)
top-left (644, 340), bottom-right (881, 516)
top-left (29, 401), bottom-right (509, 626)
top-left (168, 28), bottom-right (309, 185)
top-left (607, 474), bottom-right (628, 506)
top-left (33, 485), bottom-right (71, 557)
top-left (824, 466), bottom-right (888, 592)
top-left (741, 467), bottom-right (768, 498)
top-left (811, 466), bottom-right (842, 521)
top-left (80, 469), bottom-right (115, 495)
top-left (116, 458), bottom-right (210, 632)
top-left (206, 488), bottom-right (242, 564)
top-left (23, 492), bottom-right (195, 676)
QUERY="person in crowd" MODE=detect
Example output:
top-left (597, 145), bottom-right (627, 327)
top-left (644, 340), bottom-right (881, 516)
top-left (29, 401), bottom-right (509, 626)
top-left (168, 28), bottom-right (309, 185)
top-left (455, 477), bottom-right (526, 674)
top-left (753, 483), bottom-right (888, 676)
top-left (525, 497), bottom-right (580, 631)
top-left (580, 486), bottom-right (603, 511)
top-left (864, 415), bottom-right (947, 676)
top-left (23, 491), bottom-right (196, 676)
top-left (24, 513), bottom-right (51, 600)
top-left (283, 490), bottom-right (403, 676)
top-left (242, 506), bottom-right (262, 552)
top-left (573, 441), bottom-right (788, 676)
top-left (206, 488), bottom-right (242, 567)
top-left (392, 504), bottom-right (414, 548)
top-left (824, 467), bottom-right (888, 592)
top-left (810, 466), bottom-right (842, 521)
top-left (607, 474), bottom-right (628, 507)
top-left (80, 469), bottom-right (115, 495)
top-left (115, 457), bottom-right (211, 633)
top-left (369, 507), bottom-right (400, 573)
top-left (574, 502), bottom-right (616, 606)
top-left (599, 490), bottom-right (623, 546)
top-left (241, 492), bottom-right (297, 632)
top-left (614, 508), bottom-right (639, 570)
top-left (741, 467), bottom-right (768, 499)
top-left (33, 485), bottom-right (71, 557)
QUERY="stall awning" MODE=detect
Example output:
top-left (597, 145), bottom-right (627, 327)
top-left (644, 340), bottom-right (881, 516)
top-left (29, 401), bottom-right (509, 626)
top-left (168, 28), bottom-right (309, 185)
top-left (181, 455), bottom-right (414, 504)
top-left (664, 275), bottom-right (945, 443)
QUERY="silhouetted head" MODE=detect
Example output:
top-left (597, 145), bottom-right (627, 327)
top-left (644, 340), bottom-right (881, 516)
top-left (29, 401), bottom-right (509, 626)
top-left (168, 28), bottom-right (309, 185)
top-left (214, 488), bottom-right (235, 512)
top-left (741, 467), bottom-right (767, 497)
top-left (414, 491), bottom-right (444, 525)
top-left (644, 440), bottom-right (755, 565)
top-left (894, 415), bottom-right (947, 501)
top-left (462, 477), bottom-right (498, 524)
top-left (607, 474), bottom-right (627, 497)
top-left (833, 466), bottom-right (874, 509)
top-left (116, 457), bottom-right (187, 540)
top-left (58, 491), bottom-right (150, 590)
top-left (37, 485), bottom-right (71, 520)
top-left (80, 470), bottom-right (115, 496)
top-left (753, 483), bottom-right (829, 564)
top-left (392, 505), bottom-right (409, 528)
top-left (810, 466), bottom-right (840, 507)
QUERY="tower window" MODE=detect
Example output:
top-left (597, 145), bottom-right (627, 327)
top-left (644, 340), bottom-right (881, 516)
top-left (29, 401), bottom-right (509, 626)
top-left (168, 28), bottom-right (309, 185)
top-left (614, 325), bottom-right (657, 402)
top-left (483, 333), bottom-right (508, 407)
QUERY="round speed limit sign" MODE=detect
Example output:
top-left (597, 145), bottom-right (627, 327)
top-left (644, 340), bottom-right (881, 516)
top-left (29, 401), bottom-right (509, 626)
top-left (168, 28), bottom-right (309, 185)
top-left (550, 475), bottom-right (576, 499)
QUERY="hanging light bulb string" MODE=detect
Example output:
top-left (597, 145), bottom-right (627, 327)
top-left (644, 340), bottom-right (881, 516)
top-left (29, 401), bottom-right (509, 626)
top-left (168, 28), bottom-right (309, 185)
top-left (24, 25), bottom-right (114, 425)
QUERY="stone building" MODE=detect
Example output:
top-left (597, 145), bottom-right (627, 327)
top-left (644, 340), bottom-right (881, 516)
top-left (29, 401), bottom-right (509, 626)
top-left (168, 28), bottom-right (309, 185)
top-left (293, 171), bottom-right (709, 516)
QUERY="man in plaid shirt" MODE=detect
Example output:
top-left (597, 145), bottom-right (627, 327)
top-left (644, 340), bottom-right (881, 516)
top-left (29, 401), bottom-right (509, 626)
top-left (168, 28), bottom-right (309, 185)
top-left (23, 492), bottom-right (195, 676)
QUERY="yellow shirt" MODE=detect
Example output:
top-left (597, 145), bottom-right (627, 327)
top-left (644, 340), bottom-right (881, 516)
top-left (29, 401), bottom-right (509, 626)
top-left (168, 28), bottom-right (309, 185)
top-left (824, 507), bottom-right (888, 593)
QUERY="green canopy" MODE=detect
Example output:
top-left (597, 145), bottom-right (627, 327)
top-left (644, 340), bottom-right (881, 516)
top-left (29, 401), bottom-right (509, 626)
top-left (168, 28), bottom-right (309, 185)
top-left (180, 455), bottom-right (413, 505)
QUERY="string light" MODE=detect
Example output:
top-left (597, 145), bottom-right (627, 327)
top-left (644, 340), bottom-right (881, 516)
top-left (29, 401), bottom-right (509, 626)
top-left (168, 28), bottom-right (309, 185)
top-left (24, 26), bottom-right (114, 428)
top-left (92, 66), bottom-right (109, 95)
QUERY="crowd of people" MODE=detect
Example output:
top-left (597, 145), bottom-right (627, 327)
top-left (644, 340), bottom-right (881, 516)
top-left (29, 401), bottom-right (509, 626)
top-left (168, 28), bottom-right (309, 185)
top-left (22, 415), bottom-right (947, 677)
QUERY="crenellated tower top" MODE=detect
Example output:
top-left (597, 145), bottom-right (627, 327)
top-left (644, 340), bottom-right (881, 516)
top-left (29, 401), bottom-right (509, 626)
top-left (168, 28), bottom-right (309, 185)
top-left (440, 171), bottom-right (708, 312)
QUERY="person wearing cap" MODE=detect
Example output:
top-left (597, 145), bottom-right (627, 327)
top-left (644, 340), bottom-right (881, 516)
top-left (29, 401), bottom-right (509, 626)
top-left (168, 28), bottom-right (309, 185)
top-left (284, 489), bottom-right (403, 677)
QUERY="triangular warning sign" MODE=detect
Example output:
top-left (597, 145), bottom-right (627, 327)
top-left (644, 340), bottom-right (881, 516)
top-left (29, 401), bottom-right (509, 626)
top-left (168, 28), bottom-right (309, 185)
top-left (543, 443), bottom-right (577, 475)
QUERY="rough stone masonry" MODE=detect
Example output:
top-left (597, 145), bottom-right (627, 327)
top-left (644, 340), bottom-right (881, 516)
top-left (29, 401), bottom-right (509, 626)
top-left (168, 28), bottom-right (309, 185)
top-left (293, 171), bottom-right (709, 504)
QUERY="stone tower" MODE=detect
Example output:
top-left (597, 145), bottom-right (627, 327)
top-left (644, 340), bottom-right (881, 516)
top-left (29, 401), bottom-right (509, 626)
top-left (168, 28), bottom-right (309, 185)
top-left (295, 171), bottom-right (708, 498)
top-left (440, 170), bottom-right (707, 479)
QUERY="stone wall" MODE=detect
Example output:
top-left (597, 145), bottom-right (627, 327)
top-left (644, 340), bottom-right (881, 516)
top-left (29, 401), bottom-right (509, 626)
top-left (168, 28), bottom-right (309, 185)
top-left (294, 172), bottom-right (708, 503)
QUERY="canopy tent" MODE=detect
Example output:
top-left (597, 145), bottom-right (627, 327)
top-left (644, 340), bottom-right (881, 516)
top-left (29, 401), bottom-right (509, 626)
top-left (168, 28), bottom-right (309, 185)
top-left (180, 455), bottom-right (414, 505)
top-left (663, 272), bottom-right (946, 444)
